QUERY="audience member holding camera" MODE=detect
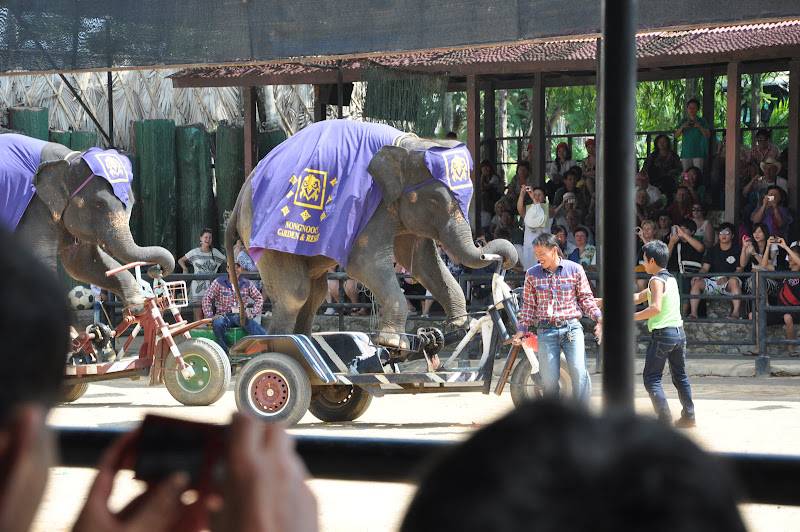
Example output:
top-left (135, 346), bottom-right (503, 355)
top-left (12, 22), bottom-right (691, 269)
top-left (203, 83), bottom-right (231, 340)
top-left (517, 185), bottom-right (551, 270)
top-left (674, 98), bottom-right (710, 172)
top-left (0, 225), bottom-right (318, 532)
top-left (751, 185), bottom-right (793, 240)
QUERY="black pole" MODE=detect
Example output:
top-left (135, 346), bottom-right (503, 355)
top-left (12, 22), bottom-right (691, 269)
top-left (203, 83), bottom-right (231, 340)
top-left (337, 60), bottom-right (344, 119)
top-left (107, 71), bottom-right (114, 149)
top-left (599, 0), bottom-right (638, 412)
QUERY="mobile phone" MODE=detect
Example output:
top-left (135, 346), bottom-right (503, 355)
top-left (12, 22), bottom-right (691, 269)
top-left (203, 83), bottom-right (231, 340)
top-left (134, 414), bottom-right (228, 494)
top-left (671, 226), bottom-right (677, 235)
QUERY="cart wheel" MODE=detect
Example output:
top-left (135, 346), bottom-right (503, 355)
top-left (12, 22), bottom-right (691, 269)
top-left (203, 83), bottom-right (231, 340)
top-left (234, 353), bottom-right (311, 426)
top-left (309, 385), bottom-right (372, 422)
top-left (165, 337), bottom-right (231, 406)
top-left (510, 355), bottom-right (573, 407)
top-left (59, 382), bottom-right (89, 403)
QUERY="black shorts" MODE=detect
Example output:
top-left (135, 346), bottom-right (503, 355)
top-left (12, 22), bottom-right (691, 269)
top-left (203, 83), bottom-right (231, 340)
top-left (766, 308), bottom-right (800, 326)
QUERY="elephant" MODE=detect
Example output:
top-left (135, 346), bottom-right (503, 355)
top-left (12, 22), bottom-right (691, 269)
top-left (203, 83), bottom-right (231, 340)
top-left (226, 120), bottom-right (517, 349)
top-left (0, 133), bottom-right (175, 308)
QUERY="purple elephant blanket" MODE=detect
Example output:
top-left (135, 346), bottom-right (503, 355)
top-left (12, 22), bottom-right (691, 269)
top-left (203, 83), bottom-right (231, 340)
top-left (80, 147), bottom-right (133, 208)
top-left (248, 120), bottom-right (403, 267)
top-left (0, 133), bottom-right (48, 230)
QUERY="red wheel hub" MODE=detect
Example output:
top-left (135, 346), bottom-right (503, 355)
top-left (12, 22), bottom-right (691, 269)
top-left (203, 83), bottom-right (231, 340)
top-left (250, 371), bottom-right (289, 413)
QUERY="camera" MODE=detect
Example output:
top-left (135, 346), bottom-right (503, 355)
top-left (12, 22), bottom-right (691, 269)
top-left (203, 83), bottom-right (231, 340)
top-left (524, 186), bottom-right (532, 192)
top-left (134, 414), bottom-right (228, 494)
top-left (767, 195), bottom-right (775, 201)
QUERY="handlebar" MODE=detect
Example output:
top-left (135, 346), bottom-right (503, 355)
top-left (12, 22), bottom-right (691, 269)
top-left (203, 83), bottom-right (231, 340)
top-left (105, 261), bottom-right (156, 276)
top-left (480, 253), bottom-right (503, 262)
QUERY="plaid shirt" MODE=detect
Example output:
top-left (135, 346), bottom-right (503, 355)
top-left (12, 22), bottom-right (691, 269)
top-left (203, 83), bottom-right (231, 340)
top-left (202, 277), bottom-right (263, 319)
top-left (518, 258), bottom-right (601, 332)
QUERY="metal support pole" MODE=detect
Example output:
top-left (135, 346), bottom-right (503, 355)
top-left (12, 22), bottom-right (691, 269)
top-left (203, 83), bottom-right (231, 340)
top-left (756, 271), bottom-right (771, 378)
top-left (599, 0), bottom-right (638, 412)
top-left (107, 71), bottom-right (114, 148)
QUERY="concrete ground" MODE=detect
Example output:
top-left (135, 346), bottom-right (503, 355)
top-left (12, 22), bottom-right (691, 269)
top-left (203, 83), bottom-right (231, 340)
top-left (34, 361), bottom-right (800, 532)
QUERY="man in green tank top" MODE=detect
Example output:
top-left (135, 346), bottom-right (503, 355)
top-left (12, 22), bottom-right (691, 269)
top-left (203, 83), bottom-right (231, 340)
top-left (633, 240), bottom-right (696, 428)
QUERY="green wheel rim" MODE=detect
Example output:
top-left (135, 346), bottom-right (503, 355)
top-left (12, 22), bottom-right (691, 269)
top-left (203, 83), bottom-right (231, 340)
top-left (177, 353), bottom-right (211, 393)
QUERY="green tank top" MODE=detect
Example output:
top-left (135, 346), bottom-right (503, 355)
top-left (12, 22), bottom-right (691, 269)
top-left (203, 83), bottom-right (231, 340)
top-left (647, 270), bottom-right (683, 331)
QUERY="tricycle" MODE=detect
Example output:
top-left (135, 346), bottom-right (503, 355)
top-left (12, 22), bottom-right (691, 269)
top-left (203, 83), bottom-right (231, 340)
top-left (228, 254), bottom-right (572, 425)
top-left (61, 261), bottom-right (231, 406)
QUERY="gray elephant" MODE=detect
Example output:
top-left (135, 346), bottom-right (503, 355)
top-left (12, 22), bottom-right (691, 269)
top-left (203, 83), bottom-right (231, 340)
top-left (226, 120), bottom-right (517, 348)
top-left (0, 133), bottom-right (175, 307)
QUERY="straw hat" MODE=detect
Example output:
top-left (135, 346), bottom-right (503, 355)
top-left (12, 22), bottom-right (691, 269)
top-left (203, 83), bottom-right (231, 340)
top-left (760, 157), bottom-right (782, 173)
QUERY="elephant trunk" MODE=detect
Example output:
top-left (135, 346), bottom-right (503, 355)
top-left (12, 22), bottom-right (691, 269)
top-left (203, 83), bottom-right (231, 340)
top-left (101, 226), bottom-right (176, 276)
top-left (438, 216), bottom-right (519, 270)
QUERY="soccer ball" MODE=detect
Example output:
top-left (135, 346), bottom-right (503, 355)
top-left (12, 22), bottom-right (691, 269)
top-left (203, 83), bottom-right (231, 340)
top-left (68, 285), bottom-right (94, 311)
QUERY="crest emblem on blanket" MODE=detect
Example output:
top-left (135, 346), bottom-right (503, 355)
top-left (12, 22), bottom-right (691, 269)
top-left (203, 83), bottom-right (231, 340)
top-left (445, 152), bottom-right (470, 189)
top-left (93, 152), bottom-right (130, 183)
top-left (294, 169), bottom-right (328, 210)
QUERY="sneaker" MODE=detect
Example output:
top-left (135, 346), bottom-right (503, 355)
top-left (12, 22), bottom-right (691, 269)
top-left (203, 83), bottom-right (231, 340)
top-left (324, 307), bottom-right (335, 316)
top-left (674, 417), bottom-right (697, 429)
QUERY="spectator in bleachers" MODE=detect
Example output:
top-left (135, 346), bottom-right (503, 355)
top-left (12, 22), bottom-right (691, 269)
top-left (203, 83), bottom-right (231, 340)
top-left (565, 208), bottom-right (593, 248)
top-left (547, 142), bottom-right (577, 202)
top-left (551, 225), bottom-right (576, 257)
top-left (507, 160), bottom-right (531, 204)
top-left (740, 223), bottom-right (779, 319)
top-left (581, 138), bottom-right (596, 182)
top-left (636, 220), bottom-right (659, 290)
top-left (747, 238), bottom-right (800, 357)
top-left (656, 210), bottom-right (673, 241)
top-left (715, 129), bottom-right (751, 193)
top-left (642, 134), bottom-right (681, 199)
top-left (551, 190), bottom-right (577, 229)
top-left (494, 210), bottom-right (524, 256)
top-left (679, 166), bottom-right (707, 205)
top-left (667, 186), bottom-right (693, 225)
top-left (568, 226), bottom-right (597, 272)
top-left (489, 197), bottom-right (512, 235)
top-left (688, 222), bottom-right (743, 319)
top-left (635, 189), bottom-right (655, 226)
top-left (742, 157), bottom-right (788, 221)
top-left (674, 98), bottom-right (711, 172)
top-left (751, 185), bottom-right (793, 240)
top-left (518, 186), bottom-right (551, 270)
top-left (690, 203), bottom-right (714, 249)
top-left (666, 219), bottom-right (705, 316)
top-left (747, 128), bottom-right (780, 179)
top-left (554, 168), bottom-right (587, 212)
top-left (636, 171), bottom-right (663, 210)
top-left (480, 159), bottom-right (504, 209)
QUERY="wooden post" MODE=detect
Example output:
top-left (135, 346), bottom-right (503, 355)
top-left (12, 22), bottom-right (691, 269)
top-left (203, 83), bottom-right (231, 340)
top-left (243, 86), bottom-right (258, 177)
top-left (531, 73), bottom-right (546, 188)
top-left (725, 62), bottom-right (742, 225)
top-left (483, 81), bottom-right (496, 165)
top-left (788, 59), bottom-right (800, 224)
top-left (314, 86), bottom-right (327, 122)
top-left (466, 74), bottom-right (481, 232)
top-left (703, 70), bottom-right (715, 174)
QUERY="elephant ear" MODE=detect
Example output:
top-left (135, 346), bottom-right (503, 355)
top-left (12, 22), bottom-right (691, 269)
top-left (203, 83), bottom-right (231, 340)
top-left (32, 160), bottom-right (71, 220)
top-left (367, 145), bottom-right (408, 205)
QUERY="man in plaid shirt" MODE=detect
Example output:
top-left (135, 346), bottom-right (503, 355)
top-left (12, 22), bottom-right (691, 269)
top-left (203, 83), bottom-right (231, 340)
top-left (202, 258), bottom-right (267, 355)
top-left (511, 232), bottom-right (602, 403)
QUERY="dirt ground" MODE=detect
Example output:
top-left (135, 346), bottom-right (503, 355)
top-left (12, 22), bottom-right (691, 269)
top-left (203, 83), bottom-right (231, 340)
top-left (35, 375), bottom-right (800, 532)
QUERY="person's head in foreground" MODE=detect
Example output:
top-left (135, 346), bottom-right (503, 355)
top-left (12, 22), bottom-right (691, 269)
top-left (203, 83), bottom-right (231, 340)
top-left (0, 227), bottom-right (72, 532)
top-left (402, 399), bottom-right (745, 532)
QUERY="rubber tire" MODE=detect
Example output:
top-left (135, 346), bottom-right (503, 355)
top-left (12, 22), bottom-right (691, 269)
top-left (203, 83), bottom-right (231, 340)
top-left (510, 355), bottom-right (573, 408)
top-left (59, 382), bottom-right (89, 403)
top-left (309, 385), bottom-right (373, 422)
top-left (234, 353), bottom-right (311, 426)
top-left (165, 337), bottom-right (231, 406)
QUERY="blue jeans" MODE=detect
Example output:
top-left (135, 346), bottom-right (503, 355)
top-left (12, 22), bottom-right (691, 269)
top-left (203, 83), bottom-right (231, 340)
top-left (212, 312), bottom-right (267, 355)
top-left (537, 319), bottom-right (591, 403)
top-left (643, 327), bottom-right (694, 423)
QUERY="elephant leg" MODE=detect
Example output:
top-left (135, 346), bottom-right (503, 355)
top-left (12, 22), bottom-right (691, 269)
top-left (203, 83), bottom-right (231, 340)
top-left (293, 274), bottom-right (328, 335)
top-left (394, 234), bottom-right (469, 329)
top-left (59, 242), bottom-right (144, 307)
top-left (347, 209), bottom-right (408, 349)
top-left (258, 252), bottom-right (309, 335)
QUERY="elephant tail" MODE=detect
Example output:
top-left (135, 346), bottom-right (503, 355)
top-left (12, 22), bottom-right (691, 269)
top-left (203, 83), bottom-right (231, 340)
top-left (225, 205), bottom-right (248, 325)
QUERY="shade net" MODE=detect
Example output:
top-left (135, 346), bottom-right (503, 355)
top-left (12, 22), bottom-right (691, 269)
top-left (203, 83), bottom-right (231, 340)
top-left (1, 1), bottom-right (797, 74)
top-left (361, 65), bottom-right (448, 139)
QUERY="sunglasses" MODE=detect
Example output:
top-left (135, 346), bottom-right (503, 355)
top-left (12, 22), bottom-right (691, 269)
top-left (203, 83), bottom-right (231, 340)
top-left (719, 230), bottom-right (732, 235)
top-left (691, 207), bottom-right (703, 211)
top-left (757, 137), bottom-right (767, 142)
